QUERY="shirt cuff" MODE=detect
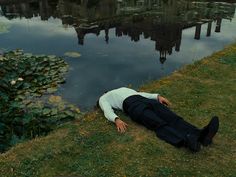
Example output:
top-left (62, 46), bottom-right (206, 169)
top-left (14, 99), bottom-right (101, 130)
top-left (152, 93), bottom-right (159, 100)
top-left (109, 114), bottom-right (119, 123)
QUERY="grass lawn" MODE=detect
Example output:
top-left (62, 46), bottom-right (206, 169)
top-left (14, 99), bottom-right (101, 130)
top-left (0, 44), bottom-right (236, 177)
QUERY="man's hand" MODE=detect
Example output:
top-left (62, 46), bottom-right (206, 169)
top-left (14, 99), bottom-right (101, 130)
top-left (158, 95), bottom-right (171, 106)
top-left (115, 118), bottom-right (128, 133)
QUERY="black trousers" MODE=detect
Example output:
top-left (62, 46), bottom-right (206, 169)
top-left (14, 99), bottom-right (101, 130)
top-left (123, 95), bottom-right (200, 147)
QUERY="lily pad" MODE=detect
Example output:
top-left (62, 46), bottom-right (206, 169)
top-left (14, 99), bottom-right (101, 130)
top-left (49, 95), bottom-right (62, 104)
top-left (65, 110), bottom-right (74, 117)
top-left (51, 108), bottom-right (58, 115)
top-left (48, 55), bottom-right (56, 59)
top-left (47, 87), bottom-right (58, 93)
top-left (0, 56), bottom-right (7, 61)
top-left (64, 51), bottom-right (81, 58)
top-left (0, 22), bottom-right (11, 34)
top-left (24, 53), bottom-right (33, 57)
top-left (43, 108), bottom-right (51, 115)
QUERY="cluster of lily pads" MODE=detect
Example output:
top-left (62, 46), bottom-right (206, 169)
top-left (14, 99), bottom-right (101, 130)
top-left (0, 50), bottom-right (81, 152)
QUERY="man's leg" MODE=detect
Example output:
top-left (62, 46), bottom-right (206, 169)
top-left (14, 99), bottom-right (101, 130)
top-left (123, 96), bottom-right (200, 151)
top-left (150, 101), bottom-right (219, 147)
top-left (134, 109), bottom-right (185, 147)
top-left (150, 101), bottom-right (201, 138)
top-left (137, 108), bottom-right (201, 151)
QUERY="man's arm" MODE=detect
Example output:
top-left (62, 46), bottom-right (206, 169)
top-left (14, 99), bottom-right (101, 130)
top-left (139, 92), bottom-right (171, 106)
top-left (99, 99), bottom-right (118, 122)
top-left (139, 92), bottom-right (159, 100)
top-left (99, 99), bottom-right (128, 132)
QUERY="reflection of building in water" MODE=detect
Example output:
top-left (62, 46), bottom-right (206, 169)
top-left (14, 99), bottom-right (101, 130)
top-left (114, 18), bottom-right (183, 63)
top-left (69, 0), bottom-right (235, 62)
top-left (155, 24), bottom-right (182, 63)
top-left (191, 1), bottom-right (235, 39)
top-left (0, 0), bottom-right (58, 20)
top-left (0, 0), bottom-right (235, 62)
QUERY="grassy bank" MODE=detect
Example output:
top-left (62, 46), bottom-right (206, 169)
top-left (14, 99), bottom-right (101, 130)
top-left (0, 44), bottom-right (236, 177)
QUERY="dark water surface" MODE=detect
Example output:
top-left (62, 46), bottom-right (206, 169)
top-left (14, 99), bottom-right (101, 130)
top-left (0, 0), bottom-right (236, 110)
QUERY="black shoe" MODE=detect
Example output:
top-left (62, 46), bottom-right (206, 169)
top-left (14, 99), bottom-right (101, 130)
top-left (185, 134), bottom-right (201, 152)
top-left (200, 116), bottom-right (219, 146)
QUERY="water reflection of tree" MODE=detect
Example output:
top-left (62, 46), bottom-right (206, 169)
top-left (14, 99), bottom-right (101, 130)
top-left (0, 0), bottom-right (235, 62)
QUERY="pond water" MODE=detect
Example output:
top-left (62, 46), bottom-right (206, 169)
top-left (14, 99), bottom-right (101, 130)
top-left (0, 0), bottom-right (236, 110)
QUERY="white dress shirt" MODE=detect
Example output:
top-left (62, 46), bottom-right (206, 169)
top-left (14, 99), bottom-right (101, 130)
top-left (99, 87), bottom-right (159, 122)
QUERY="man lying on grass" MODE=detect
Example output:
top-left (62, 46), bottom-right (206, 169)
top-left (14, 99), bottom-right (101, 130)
top-left (98, 87), bottom-right (219, 152)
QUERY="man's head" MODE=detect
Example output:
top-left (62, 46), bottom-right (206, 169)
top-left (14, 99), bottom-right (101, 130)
top-left (96, 99), bottom-right (100, 108)
top-left (95, 91), bottom-right (108, 109)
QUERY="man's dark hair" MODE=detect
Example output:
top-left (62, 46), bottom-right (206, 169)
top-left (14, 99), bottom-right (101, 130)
top-left (96, 99), bottom-right (100, 108)
top-left (95, 91), bottom-right (108, 109)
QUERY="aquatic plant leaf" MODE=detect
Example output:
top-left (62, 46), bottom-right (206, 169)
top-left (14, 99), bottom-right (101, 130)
top-left (13, 49), bottom-right (23, 55)
top-left (22, 115), bottom-right (32, 124)
top-left (65, 111), bottom-right (74, 117)
top-left (64, 51), bottom-right (81, 58)
top-left (43, 108), bottom-right (51, 115)
top-left (69, 105), bottom-right (80, 114)
top-left (16, 95), bottom-right (25, 100)
top-left (74, 108), bottom-right (80, 114)
top-left (49, 95), bottom-right (62, 104)
top-left (47, 87), bottom-right (58, 93)
top-left (0, 22), bottom-right (11, 34)
top-left (0, 56), bottom-right (7, 61)
top-left (51, 108), bottom-right (58, 115)
top-left (61, 67), bottom-right (68, 73)
top-left (24, 53), bottom-right (33, 57)
top-left (48, 55), bottom-right (56, 59)
top-left (32, 93), bottom-right (42, 97)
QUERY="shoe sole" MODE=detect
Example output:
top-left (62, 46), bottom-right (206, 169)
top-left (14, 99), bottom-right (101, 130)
top-left (202, 116), bottom-right (219, 146)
